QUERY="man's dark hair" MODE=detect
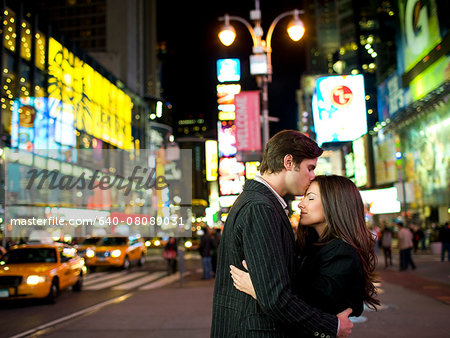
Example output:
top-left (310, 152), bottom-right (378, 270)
top-left (259, 130), bottom-right (323, 174)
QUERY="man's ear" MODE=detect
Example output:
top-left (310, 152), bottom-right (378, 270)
top-left (283, 154), bottom-right (294, 170)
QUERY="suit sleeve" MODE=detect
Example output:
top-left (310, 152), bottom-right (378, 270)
top-left (242, 203), bottom-right (338, 337)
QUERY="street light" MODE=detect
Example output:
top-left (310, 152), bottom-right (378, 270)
top-left (218, 2), bottom-right (305, 146)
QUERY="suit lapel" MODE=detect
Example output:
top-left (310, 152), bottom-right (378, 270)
top-left (245, 180), bottom-right (296, 243)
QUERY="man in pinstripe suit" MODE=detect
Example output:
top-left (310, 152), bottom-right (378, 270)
top-left (211, 130), bottom-right (353, 337)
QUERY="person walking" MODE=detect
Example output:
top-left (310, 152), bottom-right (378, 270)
top-left (211, 130), bottom-right (353, 338)
top-left (199, 227), bottom-right (215, 280)
top-left (439, 222), bottom-right (450, 262)
top-left (412, 225), bottom-right (425, 254)
top-left (162, 237), bottom-right (178, 275)
top-left (211, 228), bottom-right (221, 274)
top-left (381, 225), bottom-right (393, 268)
top-left (397, 222), bottom-right (416, 271)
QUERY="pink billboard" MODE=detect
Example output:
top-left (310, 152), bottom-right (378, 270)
top-left (235, 91), bottom-right (261, 152)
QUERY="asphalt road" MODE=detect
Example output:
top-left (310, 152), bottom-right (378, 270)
top-left (1, 251), bottom-right (448, 338)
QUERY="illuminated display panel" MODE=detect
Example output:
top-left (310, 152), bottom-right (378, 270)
top-left (48, 38), bottom-right (132, 149)
top-left (217, 58), bottom-right (241, 83)
top-left (398, 0), bottom-right (441, 72)
top-left (245, 162), bottom-right (260, 179)
top-left (205, 140), bottom-right (218, 181)
top-left (312, 74), bottom-right (368, 146)
top-left (359, 187), bottom-right (401, 214)
top-left (217, 84), bottom-right (241, 121)
top-left (11, 97), bottom-right (77, 162)
top-left (373, 132), bottom-right (397, 185)
top-left (218, 157), bottom-right (245, 196)
top-left (218, 121), bottom-right (237, 157)
top-left (353, 136), bottom-right (368, 187)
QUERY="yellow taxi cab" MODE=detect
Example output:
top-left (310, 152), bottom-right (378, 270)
top-left (74, 236), bottom-right (102, 259)
top-left (85, 235), bottom-right (146, 271)
top-left (0, 243), bottom-right (86, 303)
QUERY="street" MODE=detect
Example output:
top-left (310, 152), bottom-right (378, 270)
top-left (0, 250), bottom-right (448, 338)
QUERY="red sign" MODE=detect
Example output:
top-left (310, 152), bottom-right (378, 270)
top-left (331, 85), bottom-right (353, 107)
top-left (235, 91), bottom-right (261, 152)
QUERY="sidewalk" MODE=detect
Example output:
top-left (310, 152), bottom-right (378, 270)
top-left (351, 251), bottom-right (450, 337)
top-left (38, 252), bottom-right (448, 338)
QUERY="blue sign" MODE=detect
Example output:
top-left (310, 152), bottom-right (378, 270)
top-left (217, 58), bottom-right (240, 83)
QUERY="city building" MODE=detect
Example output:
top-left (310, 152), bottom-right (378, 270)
top-left (0, 0), bottom-right (189, 245)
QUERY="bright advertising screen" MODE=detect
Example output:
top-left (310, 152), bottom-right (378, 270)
top-left (217, 58), bottom-right (241, 83)
top-left (11, 97), bottom-right (77, 162)
top-left (218, 157), bottom-right (245, 196)
top-left (48, 38), bottom-right (132, 149)
top-left (218, 121), bottom-right (237, 157)
top-left (312, 74), bottom-right (368, 146)
top-left (359, 187), bottom-right (401, 214)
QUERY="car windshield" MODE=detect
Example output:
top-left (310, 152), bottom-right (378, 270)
top-left (99, 237), bottom-right (127, 246)
top-left (1, 248), bottom-right (57, 264)
top-left (81, 237), bottom-right (100, 245)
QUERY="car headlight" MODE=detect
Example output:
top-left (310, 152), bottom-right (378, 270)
top-left (111, 249), bottom-right (122, 258)
top-left (86, 249), bottom-right (95, 258)
top-left (26, 275), bottom-right (47, 285)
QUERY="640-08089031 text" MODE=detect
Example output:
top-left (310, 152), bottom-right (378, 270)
top-left (8, 216), bottom-right (185, 227)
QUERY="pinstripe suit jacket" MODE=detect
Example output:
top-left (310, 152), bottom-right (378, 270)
top-left (211, 180), bottom-right (338, 337)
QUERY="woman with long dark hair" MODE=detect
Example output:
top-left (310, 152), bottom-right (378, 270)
top-left (231, 175), bottom-right (379, 317)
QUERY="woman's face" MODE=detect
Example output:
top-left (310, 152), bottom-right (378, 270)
top-left (298, 181), bottom-right (327, 236)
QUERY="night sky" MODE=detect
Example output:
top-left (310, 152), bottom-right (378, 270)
top-left (157, 0), bottom-right (309, 138)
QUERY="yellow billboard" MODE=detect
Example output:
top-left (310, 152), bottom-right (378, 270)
top-left (205, 140), bottom-right (218, 181)
top-left (48, 38), bottom-right (132, 149)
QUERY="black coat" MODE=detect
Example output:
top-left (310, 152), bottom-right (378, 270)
top-left (211, 180), bottom-right (338, 337)
top-left (297, 238), bottom-right (365, 317)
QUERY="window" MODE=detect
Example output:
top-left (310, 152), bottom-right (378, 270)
top-left (20, 20), bottom-right (32, 61)
top-left (3, 8), bottom-right (16, 53)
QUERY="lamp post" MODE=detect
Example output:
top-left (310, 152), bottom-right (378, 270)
top-left (218, 1), bottom-right (305, 146)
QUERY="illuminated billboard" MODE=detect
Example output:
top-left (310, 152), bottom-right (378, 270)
top-left (235, 91), bottom-right (261, 153)
top-left (217, 58), bottom-right (241, 83)
top-left (312, 74), bottom-right (368, 146)
top-left (359, 187), bottom-right (401, 214)
top-left (205, 140), bottom-right (218, 181)
top-left (10, 97), bottom-right (77, 162)
top-left (217, 84), bottom-right (241, 121)
top-left (398, 0), bottom-right (441, 73)
top-left (48, 38), bottom-right (132, 149)
top-left (373, 132), bottom-right (397, 185)
top-left (396, 0), bottom-right (449, 101)
top-left (218, 157), bottom-right (245, 196)
top-left (218, 121), bottom-right (237, 157)
top-left (353, 136), bottom-right (369, 187)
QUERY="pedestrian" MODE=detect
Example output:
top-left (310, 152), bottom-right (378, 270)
top-left (211, 130), bottom-right (353, 337)
top-left (412, 225), bottom-right (425, 254)
top-left (211, 228), bottom-right (221, 274)
top-left (199, 227), bottom-right (215, 279)
top-left (231, 175), bottom-right (380, 320)
top-left (370, 224), bottom-right (381, 255)
top-left (397, 222), bottom-right (416, 271)
top-left (162, 237), bottom-right (178, 274)
top-left (381, 225), bottom-right (393, 268)
top-left (439, 222), bottom-right (450, 262)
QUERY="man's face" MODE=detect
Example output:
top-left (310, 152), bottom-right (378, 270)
top-left (285, 158), bottom-right (318, 196)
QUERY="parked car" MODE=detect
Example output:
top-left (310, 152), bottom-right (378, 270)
top-left (0, 243), bottom-right (86, 303)
top-left (85, 235), bottom-right (146, 271)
